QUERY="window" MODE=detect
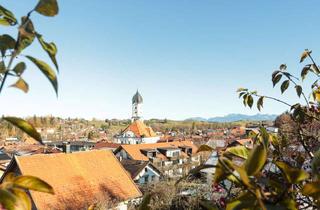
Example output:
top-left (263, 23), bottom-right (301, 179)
top-left (172, 151), bottom-right (180, 157)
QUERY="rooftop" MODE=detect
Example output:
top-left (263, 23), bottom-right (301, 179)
top-left (117, 141), bottom-right (198, 161)
top-left (5, 150), bottom-right (141, 209)
top-left (122, 120), bottom-right (157, 138)
top-left (121, 159), bottom-right (149, 179)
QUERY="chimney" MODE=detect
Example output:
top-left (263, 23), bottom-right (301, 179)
top-left (62, 142), bottom-right (71, 153)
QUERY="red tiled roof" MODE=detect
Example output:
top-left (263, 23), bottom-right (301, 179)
top-left (123, 120), bottom-right (156, 138)
top-left (11, 150), bottom-right (141, 209)
top-left (93, 140), bottom-right (120, 150)
top-left (118, 141), bottom-right (198, 161)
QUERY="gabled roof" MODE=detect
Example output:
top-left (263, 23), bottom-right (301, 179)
top-left (121, 160), bottom-right (149, 179)
top-left (93, 140), bottom-right (120, 150)
top-left (121, 160), bottom-right (161, 179)
top-left (116, 141), bottom-right (198, 161)
top-left (123, 120), bottom-right (156, 138)
top-left (5, 150), bottom-right (141, 209)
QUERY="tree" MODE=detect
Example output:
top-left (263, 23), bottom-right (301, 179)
top-left (209, 50), bottom-right (320, 209)
top-left (0, 1), bottom-right (59, 209)
top-left (139, 50), bottom-right (320, 210)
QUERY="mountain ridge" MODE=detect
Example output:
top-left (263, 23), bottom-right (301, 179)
top-left (185, 113), bottom-right (277, 122)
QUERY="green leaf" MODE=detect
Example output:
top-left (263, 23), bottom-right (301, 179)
top-left (295, 85), bottom-right (302, 98)
top-left (36, 33), bottom-right (58, 71)
top-left (301, 181), bottom-right (320, 199)
top-left (213, 160), bottom-right (230, 184)
top-left (313, 87), bottom-right (320, 102)
top-left (257, 96), bottom-right (264, 111)
top-left (0, 5), bottom-right (17, 26)
top-left (225, 146), bottom-right (249, 159)
top-left (301, 65), bottom-right (310, 80)
top-left (0, 189), bottom-right (18, 210)
top-left (276, 161), bottom-right (309, 184)
top-left (0, 61), bottom-right (5, 73)
top-left (272, 74), bottom-right (282, 87)
top-left (244, 143), bottom-right (267, 176)
top-left (279, 64), bottom-right (287, 71)
top-left (272, 70), bottom-right (280, 79)
top-left (14, 175), bottom-right (54, 194)
top-left (247, 95), bottom-right (253, 108)
top-left (280, 80), bottom-right (290, 94)
top-left (12, 188), bottom-right (32, 210)
top-left (243, 93), bottom-right (248, 107)
top-left (35, 0), bottom-right (59, 17)
top-left (236, 88), bottom-right (248, 92)
top-left (3, 172), bottom-right (15, 183)
top-left (17, 17), bottom-right (35, 53)
top-left (238, 91), bottom-right (246, 98)
top-left (0, 34), bottom-right (16, 57)
top-left (300, 50), bottom-right (310, 63)
top-left (3, 117), bottom-right (42, 143)
top-left (10, 78), bottom-right (29, 93)
top-left (197, 145), bottom-right (214, 153)
top-left (233, 165), bottom-right (251, 188)
top-left (226, 192), bottom-right (257, 210)
top-left (13, 62), bottom-right (26, 76)
top-left (26, 55), bottom-right (58, 95)
top-left (311, 64), bottom-right (320, 74)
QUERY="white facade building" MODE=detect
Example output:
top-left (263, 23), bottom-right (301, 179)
top-left (115, 91), bottom-right (160, 144)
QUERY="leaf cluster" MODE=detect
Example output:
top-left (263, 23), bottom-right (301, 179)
top-left (0, 172), bottom-right (54, 210)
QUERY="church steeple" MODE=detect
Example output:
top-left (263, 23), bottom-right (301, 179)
top-left (132, 90), bottom-right (143, 104)
top-left (132, 90), bottom-right (143, 121)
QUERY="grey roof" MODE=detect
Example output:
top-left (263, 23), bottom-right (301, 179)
top-left (121, 159), bottom-right (149, 178)
top-left (0, 150), bottom-right (11, 161)
top-left (132, 90), bottom-right (143, 104)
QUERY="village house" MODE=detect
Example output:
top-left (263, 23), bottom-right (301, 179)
top-left (1, 150), bottom-right (141, 210)
top-left (46, 141), bottom-right (95, 152)
top-left (121, 159), bottom-right (162, 185)
top-left (92, 140), bottom-right (121, 151)
top-left (114, 141), bottom-right (201, 178)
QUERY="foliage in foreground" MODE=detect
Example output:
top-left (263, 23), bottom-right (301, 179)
top-left (140, 50), bottom-right (320, 210)
top-left (209, 50), bottom-right (320, 209)
top-left (0, 1), bottom-right (59, 209)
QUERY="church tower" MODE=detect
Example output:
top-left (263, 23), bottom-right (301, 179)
top-left (132, 90), bottom-right (143, 122)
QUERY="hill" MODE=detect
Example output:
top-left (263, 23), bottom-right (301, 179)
top-left (185, 113), bottom-right (277, 122)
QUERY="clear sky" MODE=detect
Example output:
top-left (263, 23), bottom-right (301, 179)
top-left (1, 0), bottom-right (320, 120)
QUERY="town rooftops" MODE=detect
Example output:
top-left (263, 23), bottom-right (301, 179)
top-left (122, 120), bottom-right (157, 138)
top-left (3, 150), bottom-right (141, 209)
top-left (116, 141), bottom-right (198, 161)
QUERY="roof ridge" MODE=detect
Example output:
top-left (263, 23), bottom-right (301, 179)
top-left (110, 152), bottom-right (142, 198)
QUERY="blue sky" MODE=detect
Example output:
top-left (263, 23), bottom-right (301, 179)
top-left (1, 0), bottom-right (320, 120)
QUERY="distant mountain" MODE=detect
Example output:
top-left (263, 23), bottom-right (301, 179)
top-left (185, 114), bottom-right (277, 123)
top-left (184, 117), bottom-right (208, 122)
